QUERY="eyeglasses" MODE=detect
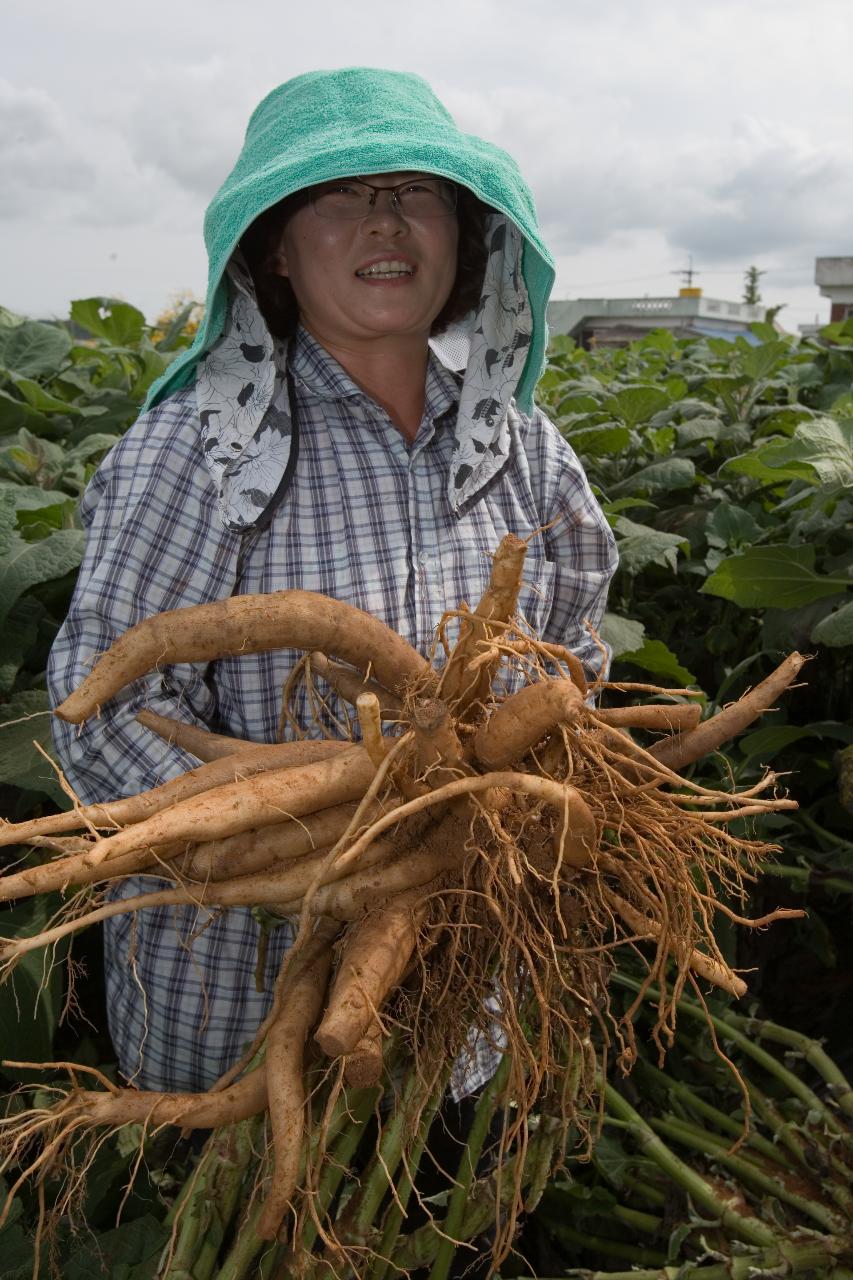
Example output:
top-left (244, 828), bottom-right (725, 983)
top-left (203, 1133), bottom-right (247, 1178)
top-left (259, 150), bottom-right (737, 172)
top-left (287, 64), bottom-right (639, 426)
top-left (310, 176), bottom-right (458, 220)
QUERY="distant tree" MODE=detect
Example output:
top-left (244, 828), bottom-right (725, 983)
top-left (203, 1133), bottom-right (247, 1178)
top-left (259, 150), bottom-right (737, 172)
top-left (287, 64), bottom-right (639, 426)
top-left (743, 265), bottom-right (765, 305)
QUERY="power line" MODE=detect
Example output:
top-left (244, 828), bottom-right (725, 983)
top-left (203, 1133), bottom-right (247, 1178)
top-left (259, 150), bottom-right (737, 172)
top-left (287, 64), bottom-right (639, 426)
top-left (561, 264), bottom-right (815, 290)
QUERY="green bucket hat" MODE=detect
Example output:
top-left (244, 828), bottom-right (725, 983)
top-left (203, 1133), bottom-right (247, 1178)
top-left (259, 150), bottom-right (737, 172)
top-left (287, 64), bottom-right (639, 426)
top-left (145, 68), bottom-right (557, 528)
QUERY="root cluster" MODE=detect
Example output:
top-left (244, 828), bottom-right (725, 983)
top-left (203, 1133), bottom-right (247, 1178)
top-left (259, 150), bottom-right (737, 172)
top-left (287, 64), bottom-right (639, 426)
top-left (0, 534), bottom-right (805, 1276)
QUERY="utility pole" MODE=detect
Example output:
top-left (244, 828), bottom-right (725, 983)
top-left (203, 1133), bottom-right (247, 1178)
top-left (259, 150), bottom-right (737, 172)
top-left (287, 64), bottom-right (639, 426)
top-left (672, 255), bottom-right (701, 295)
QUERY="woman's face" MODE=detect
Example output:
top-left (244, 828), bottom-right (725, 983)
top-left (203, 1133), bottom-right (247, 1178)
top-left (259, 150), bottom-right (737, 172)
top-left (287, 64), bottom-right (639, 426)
top-left (268, 172), bottom-right (459, 348)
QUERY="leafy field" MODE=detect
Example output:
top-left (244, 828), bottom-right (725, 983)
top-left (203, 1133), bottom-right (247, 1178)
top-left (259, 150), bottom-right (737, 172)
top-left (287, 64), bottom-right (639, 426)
top-left (0, 299), bottom-right (850, 1277)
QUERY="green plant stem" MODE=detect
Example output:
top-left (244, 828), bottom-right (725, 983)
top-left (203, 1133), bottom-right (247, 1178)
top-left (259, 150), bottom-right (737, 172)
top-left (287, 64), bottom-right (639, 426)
top-left (388, 1126), bottom-right (551, 1274)
top-left (427, 1053), bottom-right (512, 1280)
top-left (616, 974), bottom-right (850, 1136)
top-left (162, 1117), bottom-right (261, 1280)
top-left (346, 1069), bottom-right (438, 1244)
top-left (602, 1084), bottom-right (776, 1248)
top-left (538, 1218), bottom-right (669, 1266)
top-left (365, 1072), bottom-right (448, 1280)
top-left (618, 1172), bottom-right (668, 1208)
top-left (214, 1177), bottom-right (280, 1280)
top-left (539, 1189), bottom-right (662, 1238)
top-left (216, 1067), bottom-right (362, 1280)
top-left (746, 1078), bottom-right (853, 1214)
top-left (286, 1085), bottom-right (380, 1273)
top-left (613, 1202), bottom-right (662, 1234)
top-left (721, 1009), bottom-right (853, 1121)
top-left (523, 1114), bottom-right (563, 1213)
top-left (650, 1113), bottom-right (847, 1234)
top-left (635, 1057), bottom-right (782, 1166)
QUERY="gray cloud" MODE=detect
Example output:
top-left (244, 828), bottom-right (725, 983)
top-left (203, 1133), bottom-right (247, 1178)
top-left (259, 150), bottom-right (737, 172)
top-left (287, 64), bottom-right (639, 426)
top-left (0, 80), bottom-right (96, 217)
top-left (117, 59), bottom-right (250, 197)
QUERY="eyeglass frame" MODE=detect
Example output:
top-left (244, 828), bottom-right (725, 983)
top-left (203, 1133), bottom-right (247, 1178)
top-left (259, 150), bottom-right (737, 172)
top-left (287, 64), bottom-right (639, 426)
top-left (309, 175), bottom-right (458, 220)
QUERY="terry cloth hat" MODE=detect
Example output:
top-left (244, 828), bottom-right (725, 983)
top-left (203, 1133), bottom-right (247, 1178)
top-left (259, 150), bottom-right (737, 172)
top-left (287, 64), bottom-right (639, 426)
top-left (145, 67), bottom-right (556, 530)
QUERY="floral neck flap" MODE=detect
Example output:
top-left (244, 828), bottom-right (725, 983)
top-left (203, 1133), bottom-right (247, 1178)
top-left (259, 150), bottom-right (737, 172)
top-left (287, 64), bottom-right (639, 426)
top-left (195, 214), bottom-right (532, 533)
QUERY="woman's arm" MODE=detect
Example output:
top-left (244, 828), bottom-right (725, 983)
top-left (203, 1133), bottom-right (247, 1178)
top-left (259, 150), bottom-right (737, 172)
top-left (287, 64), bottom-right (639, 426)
top-left (523, 407), bottom-right (619, 678)
top-left (47, 390), bottom-right (244, 805)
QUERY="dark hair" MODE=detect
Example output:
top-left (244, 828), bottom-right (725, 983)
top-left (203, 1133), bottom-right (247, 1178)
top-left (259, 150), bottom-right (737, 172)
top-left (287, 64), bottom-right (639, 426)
top-left (239, 182), bottom-right (489, 340)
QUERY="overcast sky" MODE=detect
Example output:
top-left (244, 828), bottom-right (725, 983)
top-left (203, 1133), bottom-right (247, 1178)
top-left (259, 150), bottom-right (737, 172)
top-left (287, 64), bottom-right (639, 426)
top-left (3, 0), bottom-right (852, 332)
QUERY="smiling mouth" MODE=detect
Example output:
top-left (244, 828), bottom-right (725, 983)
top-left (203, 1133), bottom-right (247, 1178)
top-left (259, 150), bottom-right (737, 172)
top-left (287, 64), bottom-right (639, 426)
top-left (355, 259), bottom-right (416, 279)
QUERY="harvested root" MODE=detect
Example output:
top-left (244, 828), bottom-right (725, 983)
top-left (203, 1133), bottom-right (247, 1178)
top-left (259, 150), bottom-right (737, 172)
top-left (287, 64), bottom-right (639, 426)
top-left (604, 888), bottom-right (748, 998)
top-left (0, 533), bottom-right (809, 1279)
top-left (648, 652), bottom-right (806, 770)
top-left (343, 1021), bottom-right (384, 1088)
top-left (137, 707), bottom-right (350, 763)
top-left (81, 746), bottom-right (377, 866)
top-left (473, 678), bottom-right (585, 769)
top-left (309, 652), bottom-right (403, 721)
top-left (593, 702), bottom-right (702, 733)
top-left (438, 533), bottom-right (527, 715)
top-left (357, 692), bottom-right (389, 767)
top-left (0, 738), bottom-right (352, 854)
top-left (412, 696), bottom-right (470, 788)
top-left (256, 917), bottom-right (338, 1240)
top-left (316, 884), bottom-right (427, 1057)
top-left (178, 802), bottom-right (360, 882)
top-left (55, 589), bottom-right (435, 722)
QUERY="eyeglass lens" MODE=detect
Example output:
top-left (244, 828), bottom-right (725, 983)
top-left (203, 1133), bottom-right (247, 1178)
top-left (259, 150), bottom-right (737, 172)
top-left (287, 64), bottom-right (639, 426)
top-left (312, 178), bottom-right (457, 219)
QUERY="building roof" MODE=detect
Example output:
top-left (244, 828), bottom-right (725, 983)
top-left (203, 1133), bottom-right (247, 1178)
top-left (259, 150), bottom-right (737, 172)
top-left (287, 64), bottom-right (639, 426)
top-left (547, 293), bottom-right (766, 347)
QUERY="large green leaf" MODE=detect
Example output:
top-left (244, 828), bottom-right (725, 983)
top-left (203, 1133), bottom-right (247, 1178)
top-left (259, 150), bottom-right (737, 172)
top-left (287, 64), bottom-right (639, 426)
top-left (0, 389), bottom-right (53, 435)
top-left (739, 721), bottom-right (853, 763)
top-left (811, 599), bottom-right (853, 647)
top-left (0, 306), bottom-right (26, 328)
top-left (605, 384), bottom-right (671, 428)
top-left (674, 416), bottom-right (722, 447)
top-left (0, 528), bottom-right (85, 625)
top-left (0, 598), bottom-right (42, 693)
top-left (17, 498), bottom-right (79, 541)
top-left (0, 489), bottom-right (18, 560)
top-left (70, 297), bottom-right (146, 347)
top-left (723, 419), bottom-right (853, 489)
top-left (0, 892), bottom-right (65, 1070)
top-left (8, 375), bottom-right (97, 417)
top-left (762, 417), bottom-right (853, 488)
top-left (613, 517), bottom-right (689, 574)
top-left (614, 638), bottom-right (697, 687)
top-left (599, 612), bottom-right (645, 658)
top-left (62, 1215), bottom-right (171, 1280)
top-left (702, 545), bottom-right (850, 609)
top-left (704, 503), bottom-right (764, 551)
top-left (0, 321), bottom-right (71, 377)
top-left (739, 340), bottom-right (790, 382)
top-left (0, 431), bottom-right (67, 487)
top-left (0, 482), bottom-right (74, 513)
top-left (564, 422), bottom-right (631, 457)
top-left (0, 689), bottom-right (70, 805)
top-left (609, 457), bottom-right (696, 497)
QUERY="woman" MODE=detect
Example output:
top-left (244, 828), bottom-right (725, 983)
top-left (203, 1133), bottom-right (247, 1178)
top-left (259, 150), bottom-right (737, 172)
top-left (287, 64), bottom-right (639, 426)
top-left (48, 67), bottom-right (617, 1103)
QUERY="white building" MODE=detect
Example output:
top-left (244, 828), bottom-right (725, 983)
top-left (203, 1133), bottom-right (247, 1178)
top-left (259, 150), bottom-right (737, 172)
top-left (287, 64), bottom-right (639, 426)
top-left (547, 289), bottom-right (765, 349)
top-left (815, 258), bottom-right (853, 324)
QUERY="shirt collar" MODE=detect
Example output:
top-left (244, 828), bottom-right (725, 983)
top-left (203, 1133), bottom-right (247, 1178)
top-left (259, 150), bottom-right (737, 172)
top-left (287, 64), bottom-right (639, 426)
top-left (287, 326), bottom-right (365, 402)
top-left (287, 324), bottom-right (460, 427)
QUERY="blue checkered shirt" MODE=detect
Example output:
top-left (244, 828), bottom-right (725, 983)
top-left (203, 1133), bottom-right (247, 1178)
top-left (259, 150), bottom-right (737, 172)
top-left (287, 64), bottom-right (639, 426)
top-left (48, 328), bottom-right (617, 1099)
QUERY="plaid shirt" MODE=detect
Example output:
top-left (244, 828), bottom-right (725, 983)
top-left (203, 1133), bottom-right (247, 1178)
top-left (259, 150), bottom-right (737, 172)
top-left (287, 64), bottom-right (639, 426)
top-left (48, 328), bottom-right (617, 1099)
